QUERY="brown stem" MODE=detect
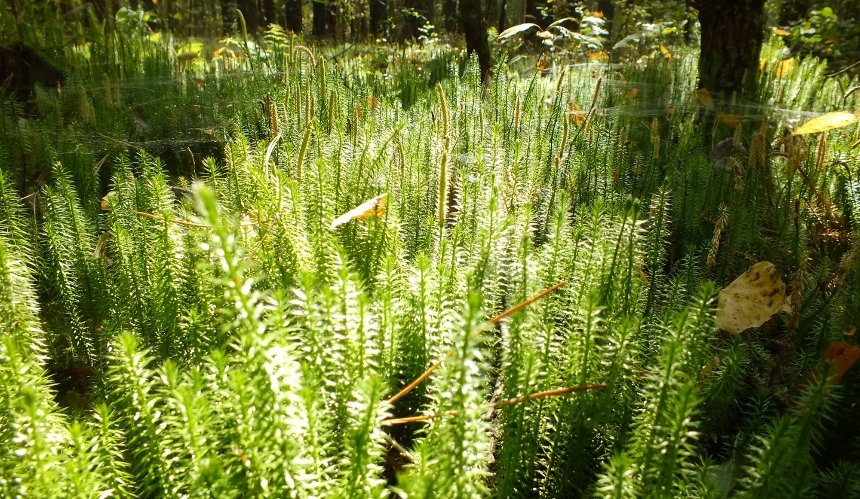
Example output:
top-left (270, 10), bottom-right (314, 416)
top-left (385, 383), bottom-right (607, 425)
top-left (386, 281), bottom-right (567, 404)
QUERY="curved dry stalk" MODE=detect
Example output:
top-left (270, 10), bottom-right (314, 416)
top-left (386, 281), bottom-right (567, 404)
top-left (385, 383), bottom-right (607, 425)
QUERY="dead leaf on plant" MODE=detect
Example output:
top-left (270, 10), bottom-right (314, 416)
top-left (331, 193), bottom-right (387, 229)
top-left (716, 261), bottom-right (788, 334)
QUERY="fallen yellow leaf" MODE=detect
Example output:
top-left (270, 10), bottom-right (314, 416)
top-left (716, 261), bottom-right (788, 334)
top-left (331, 193), bottom-right (387, 229)
top-left (659, 44), bottom-right (672, 59)
top-left (773, 27), bottom-right (791, 36)
top-left (793, 111), bottom-right (860, 135)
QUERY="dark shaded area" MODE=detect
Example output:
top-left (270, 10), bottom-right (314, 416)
top-left (48, 363), bottom-right (95, 414)
top-left (312, 0), bottom-right (336, 38)
top-left (285, 0), bottom-right (303, 32)
top-left (0, 43), bottom-right (63, 106)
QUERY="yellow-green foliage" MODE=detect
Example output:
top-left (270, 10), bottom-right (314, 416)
top-left (1, 31), bottom-right (859, 497)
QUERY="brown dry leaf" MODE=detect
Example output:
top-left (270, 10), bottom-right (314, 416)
top-left (824, 342), bottom-right (860, 382)
top-left (793, 111), bottom-right (859, 135)
top-left (567, 101), bottom-right (586, 127)
top-left (716, 261), bottom-right (788, 334)
top-left (331, 193), bottom-right (387, 229)
top-left (536, 52), bottom-right (548, 71)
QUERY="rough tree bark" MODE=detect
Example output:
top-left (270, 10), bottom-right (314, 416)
top-left (696, 0), bottom-right (766, 97)
top-left (459, 0), bottom-right (491, 81)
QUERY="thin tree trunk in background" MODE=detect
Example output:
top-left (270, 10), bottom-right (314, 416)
top-left (696, 0), bottom-right (765, 98)
top-left (312, 0), bottom-right (336, 38)
top-left (597, 0), bottom-right (614, 42)
top-left (444, 0), bottom-right (459, 34)
top-left (483, 0), bottom-right (496, 33)
top-left (93, 0), bottom-right (115, 31)
top-left (222, 0), bottom-right (237, 34)
top-left (525, 0), bottom-right (537, 22)
top-left (369, 0), bottom-right (386, 37)
top-left (238, 0), bottom-right (260, 33)
top-left (285, 0), bottom-right (302, 32)
top-left (261, 0), bottom-right (276, 27)
top-left (312, 1), bottom-right (326, 36)
top-left (497, 0), bottom-right (508, 31)
top-left (459, 0), bottom-right (491, 80)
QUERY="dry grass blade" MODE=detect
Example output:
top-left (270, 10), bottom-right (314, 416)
top-left (488, 280), bottom-right (566, 325)
top-left (386, 281), bottom-right (567, 404)
top-left (385, 383), bottom-right (607, 425)
top-left (386, 354), bottom-right (452, 404)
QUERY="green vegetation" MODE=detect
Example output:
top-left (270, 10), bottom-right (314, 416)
top-left (2, 3), bottom-right (860, 497)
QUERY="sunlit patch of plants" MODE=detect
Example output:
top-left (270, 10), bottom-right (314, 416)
top-left (1, 19), bottom-right (860, 497)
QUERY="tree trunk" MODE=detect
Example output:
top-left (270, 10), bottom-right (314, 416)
top-left (261, 0), bottom-right (276, 27)
top-left (597, 0), bottom-right (614, 41)
top-left (285, 0), bottom-right (303, 32)
top-left (497, 0), bottom-right (508, 31)
top-left (369, 0), bottom-right (386, 37)
top-left (312, 0), bottom-right (335, 38)
top-left (445, 0), bottom-right (459, 34)
top-left (238, 0), bottom-right (260, 34)
top-left (222, 0), bottom-right (237, 34)
top-left (696, 0), bottom-right (765, 98)
top-left (459, 0), bottom-right (491, 81)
